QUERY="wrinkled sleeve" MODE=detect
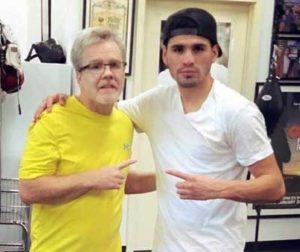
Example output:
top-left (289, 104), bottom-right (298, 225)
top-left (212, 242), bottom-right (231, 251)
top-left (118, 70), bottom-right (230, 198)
top-left (228, 103), bottom-right (273, 167)
top-left (19, 117), bottom-right (60, 179)
top-left (118, 88), bottom-right (159, 133)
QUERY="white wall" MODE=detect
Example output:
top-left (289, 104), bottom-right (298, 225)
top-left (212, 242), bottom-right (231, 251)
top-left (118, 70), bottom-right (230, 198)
top-left (255, 0), bottom-right (275, 82)
top-left (0, 0), bottom-right (30, 58)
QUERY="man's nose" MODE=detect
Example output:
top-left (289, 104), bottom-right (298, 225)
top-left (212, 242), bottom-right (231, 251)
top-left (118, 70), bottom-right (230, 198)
top-left (101, 65), bottom-right (113, 78)
top-left (182, 50), bottom-right (195, 65)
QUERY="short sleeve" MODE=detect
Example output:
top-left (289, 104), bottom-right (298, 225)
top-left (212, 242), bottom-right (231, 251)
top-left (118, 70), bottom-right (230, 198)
top-left (228, 103), bottom-right (273, 166)
top-left (19, 118), bottom-right (60, 179)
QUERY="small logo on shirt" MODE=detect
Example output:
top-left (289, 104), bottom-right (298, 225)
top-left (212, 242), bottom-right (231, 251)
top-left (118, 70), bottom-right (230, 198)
top-left (123, 143), bottom-right (131, 151)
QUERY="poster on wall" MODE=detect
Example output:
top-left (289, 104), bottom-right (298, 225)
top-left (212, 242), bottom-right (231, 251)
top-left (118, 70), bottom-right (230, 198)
top-left (83, 0), bottom-right (135, 75)
top-left (276, 39), bottom-right (300, 79)
top-left (250, 83), bottom-right (300, 216)
top-left (158, 21), bottom-right (231, 73)
top-left (277, 0), bottom-right (300, 34)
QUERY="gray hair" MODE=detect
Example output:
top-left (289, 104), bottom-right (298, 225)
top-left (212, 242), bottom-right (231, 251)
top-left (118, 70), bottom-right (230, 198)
top-left (71, 27), bottom-right (126, 71)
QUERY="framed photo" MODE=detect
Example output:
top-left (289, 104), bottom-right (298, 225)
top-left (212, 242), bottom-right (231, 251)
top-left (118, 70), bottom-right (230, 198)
top-left (249, 82), bottom-right (300, 217)
top-left (83, 0), bottom-right (135, 75)
top-left (276, 0), bottom-right (300, 35)
top-left (120, 78), bottom-right (127, 100)
top-left (276, 38), bottom-right (300, 79)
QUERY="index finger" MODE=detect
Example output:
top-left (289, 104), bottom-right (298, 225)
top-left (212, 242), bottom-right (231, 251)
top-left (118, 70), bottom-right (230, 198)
top-left (117, 159), bottom-right (137, 170)
top-left (58, 94), bottom-right (68, 105)
top-left (33, 101), bottom-right (47, 122)
top-left (46, 95), bottom-right (59, 112)
top-left (166, 170), bottom-right (191, 181)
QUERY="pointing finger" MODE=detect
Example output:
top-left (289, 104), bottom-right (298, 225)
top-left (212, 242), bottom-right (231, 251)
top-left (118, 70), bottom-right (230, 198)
top-left (117, 159), bottom-right (137, 170)
top-left (166, 170), bottom-right (191, 181)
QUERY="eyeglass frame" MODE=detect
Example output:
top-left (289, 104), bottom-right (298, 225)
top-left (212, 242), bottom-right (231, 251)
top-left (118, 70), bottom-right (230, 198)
top-left (78, 60), bottom-right (127, 74)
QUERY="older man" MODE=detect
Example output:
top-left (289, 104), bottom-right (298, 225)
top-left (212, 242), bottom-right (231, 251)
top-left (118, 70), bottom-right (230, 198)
top-left (19, 28), bottom-right (154, 252)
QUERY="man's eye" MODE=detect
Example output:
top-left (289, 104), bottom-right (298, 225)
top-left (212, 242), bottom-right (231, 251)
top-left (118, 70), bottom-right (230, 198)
top-left (192, 45), bottom-right (205, 53)
top-left (172, 46), bottom-right (184, 54)
top-left (89, 63), bottom-right (103, 70)
top-left (109, 62), bottom-right (120, 69)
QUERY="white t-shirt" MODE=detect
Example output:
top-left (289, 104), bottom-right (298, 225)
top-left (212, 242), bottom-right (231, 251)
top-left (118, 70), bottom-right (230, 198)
top-left (157, 62), bottom-right (228, 86)
top-left (119, 81), bottom-right (272, 252)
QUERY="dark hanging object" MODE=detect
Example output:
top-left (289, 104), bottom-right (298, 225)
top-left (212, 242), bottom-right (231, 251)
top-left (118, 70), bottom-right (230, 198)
top-left (255, 61), bottom-right (284, 136)
top-left (24, 38), bottom-right (66, 64)
top-left (0, 20), bottom-right (24, 94)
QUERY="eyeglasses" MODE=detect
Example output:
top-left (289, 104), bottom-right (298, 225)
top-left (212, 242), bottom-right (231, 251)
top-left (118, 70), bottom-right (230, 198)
top-left (79, 60), bottom-right (127, 75)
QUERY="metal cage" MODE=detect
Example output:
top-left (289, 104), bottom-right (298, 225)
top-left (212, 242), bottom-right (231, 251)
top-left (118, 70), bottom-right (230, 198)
top-left (0, 178), bottom-right (30, 252)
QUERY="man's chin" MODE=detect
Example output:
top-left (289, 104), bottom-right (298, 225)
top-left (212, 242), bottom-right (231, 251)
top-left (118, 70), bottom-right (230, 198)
top-left (96, 94), bottom-right (120, 105)
top-left (178, 81), bottom-right (198, 88)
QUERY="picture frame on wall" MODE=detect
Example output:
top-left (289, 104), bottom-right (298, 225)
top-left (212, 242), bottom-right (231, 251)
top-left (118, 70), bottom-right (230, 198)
top-left (119, 78), bottom-right (127, 100)
top-left (248, 82), bottom-right (300, 217)
top-left (82, 0), bottom-right (135, 75)
top-left (276, 0), bottom-right (300, 35)
top-left (276, 38), bottom-right (300, 80)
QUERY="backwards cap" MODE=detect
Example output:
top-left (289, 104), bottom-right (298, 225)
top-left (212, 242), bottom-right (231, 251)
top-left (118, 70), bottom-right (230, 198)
top-left (162, 8), bottom-right (222, 57)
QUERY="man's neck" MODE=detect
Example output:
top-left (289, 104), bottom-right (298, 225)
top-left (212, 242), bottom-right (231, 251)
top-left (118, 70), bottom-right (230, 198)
top-left (76, 96), bottom-right (114, 115)
top-left (178, 77), bottom-right (214, 114)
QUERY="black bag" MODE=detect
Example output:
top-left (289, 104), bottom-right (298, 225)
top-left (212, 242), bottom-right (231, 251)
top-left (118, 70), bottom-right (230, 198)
top-left (255, 67), bottom-right (283, 136)
top-left (25, 38), bottom-right (66, 64)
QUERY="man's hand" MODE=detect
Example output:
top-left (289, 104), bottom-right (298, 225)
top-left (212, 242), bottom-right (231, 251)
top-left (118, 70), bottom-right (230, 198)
top-left (166, 170), bottom-right (223, 200)
top-left (33, 93), bottom-right (69, 122)
top-left (85, 159), bottom-right (137, 190)
top-left (20, 159), bottom-right (137, 204)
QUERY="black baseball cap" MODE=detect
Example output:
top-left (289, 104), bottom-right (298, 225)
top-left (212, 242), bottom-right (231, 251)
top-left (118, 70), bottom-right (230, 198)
top-left (162, 8), bottom-right (223, 57)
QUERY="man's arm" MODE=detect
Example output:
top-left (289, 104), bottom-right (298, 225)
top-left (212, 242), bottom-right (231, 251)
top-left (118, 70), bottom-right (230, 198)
top-left (125, 170), bottom-right (156, 194)
top-left (166, 154), bottom-right (285, 203)
top-left (20, 159), bottom-right (135, 204)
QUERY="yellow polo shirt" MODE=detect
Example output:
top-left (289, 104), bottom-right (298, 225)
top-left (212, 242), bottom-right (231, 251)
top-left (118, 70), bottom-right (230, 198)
top-left (19, 96), bottom-right (133, 252)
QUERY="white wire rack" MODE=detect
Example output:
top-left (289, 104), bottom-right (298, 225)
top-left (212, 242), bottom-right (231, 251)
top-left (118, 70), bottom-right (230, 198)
top-left (0, 178), bottom-right (30, 252)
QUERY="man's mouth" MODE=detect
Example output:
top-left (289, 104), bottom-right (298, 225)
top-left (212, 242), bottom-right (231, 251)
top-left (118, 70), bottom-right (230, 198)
top-left (98, 84), bottom-right (117, 90)
top-left (179, 69), bottom-right (196, 73)
top-left (178, 68), bottom-right (197, 75)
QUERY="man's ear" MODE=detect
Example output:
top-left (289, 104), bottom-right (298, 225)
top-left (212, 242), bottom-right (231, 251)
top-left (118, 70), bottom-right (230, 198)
top-left (212, 44), bottom-right (219, 62)
top-left (162, 45), bottom-right (168, 67)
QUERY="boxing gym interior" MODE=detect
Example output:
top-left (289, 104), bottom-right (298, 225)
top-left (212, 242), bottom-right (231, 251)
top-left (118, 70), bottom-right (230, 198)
top-left (0, 0), bottom-right (300, 251)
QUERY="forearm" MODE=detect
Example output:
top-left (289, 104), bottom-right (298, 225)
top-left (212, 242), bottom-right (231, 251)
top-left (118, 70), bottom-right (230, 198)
top-left (20, 160), bottom-right (132, 204)
top-left (218, 174), bottom-right (285, 203)
top-left (19, 173), bottom-right (92, 204)
top-left (168, 154), bottom-right (285, 202)
top-left (125, 170), bottom-right (156, 194)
